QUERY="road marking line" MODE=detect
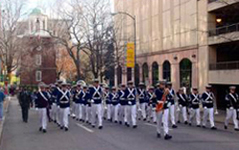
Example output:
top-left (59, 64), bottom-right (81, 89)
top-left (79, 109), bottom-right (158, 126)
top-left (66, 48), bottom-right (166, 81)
top-left (76, 123), bottom-right (94, 133)
top-left (144, 123), bottom-right (173, 131)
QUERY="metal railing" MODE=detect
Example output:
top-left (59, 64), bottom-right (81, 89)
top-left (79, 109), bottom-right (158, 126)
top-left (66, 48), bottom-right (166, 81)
top-left (208, 23), bottom-right (239, 36)
top-left (209, 61), bottom-right (239, 70)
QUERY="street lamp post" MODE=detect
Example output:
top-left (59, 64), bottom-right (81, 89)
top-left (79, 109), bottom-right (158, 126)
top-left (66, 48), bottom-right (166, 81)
top-left (112, 12), bottom-right (136, 84)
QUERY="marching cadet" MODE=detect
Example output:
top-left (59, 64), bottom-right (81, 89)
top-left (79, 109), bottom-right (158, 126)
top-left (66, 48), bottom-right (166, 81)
top-left (81, 85), bottom-right (88, 122)
top-left (154, 81), bottom-right (172, 140)
top-left (188, 88), bottom-right (201, 127)
top-left (46, 85), bottom-right (52, 122)
top-left (104, 86), bottom-right (112, 121)
top-left (137, 82), bottom-right (148, 121)
top-left (57, 82), bottom-right (71, 131)
top-left (89, 79), bottom-right (103, 129)
top-left (71, 85), bottom-right (77, 119)
top-left (85, 85), bottom-right (92, 124)
top-left (110, 87), bottom-right (119, 123)
top-left (52, 82), bottom-right (61, 125)
top-left (167, 82), bottom-right (177, 128)
top-left (201, 85), bottom-right (217, 130)
top-left (176, 88), bottom-right (188, 124)
top-left (125, 81), bottom-right (137, 128)
top-left (224, 86), bottom-right (239, 131)
top-left (147, 86), bottom-right (157, 123)
top-left (35, 82), bottom-right (50, 133)
top-left (118, 84), bottom-right (127, 125)
top-left (49, 84), bottom-right (57, 123)
top-left (74, 83), bottom-right (82, 121)
top-left (19, 87), bottom-right (32, 123)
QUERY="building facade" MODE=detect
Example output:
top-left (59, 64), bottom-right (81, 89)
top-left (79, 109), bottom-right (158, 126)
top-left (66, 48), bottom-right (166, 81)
top-left (20, 8), bottom-right (58, 85)
top-left (114, 0), bottom-right (239, 109)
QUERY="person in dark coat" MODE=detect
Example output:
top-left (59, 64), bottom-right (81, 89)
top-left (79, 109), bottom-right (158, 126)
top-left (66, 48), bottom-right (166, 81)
top-left (19, 87), bottom-right (32, 123)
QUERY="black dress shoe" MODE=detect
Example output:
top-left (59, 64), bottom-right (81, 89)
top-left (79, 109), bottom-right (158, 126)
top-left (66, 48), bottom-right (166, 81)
top-left (143, 118), bottom-right (146, 121)
top-left (184, 121), bottom-right (188, 125)
top-left (39, 127), bottom-right (42, 131)
top-left (211, 126), bottom-right (217, 130)
top-left (92, 125), bottom-right (95, 128)
top-left (202, 126), bottom-right (206, 128)
top-left (157, 133), bottom-right (161, 138)
top-left (114, 121), bottom-right (118, 123)
top-left (189, 123), bottom-right (192, 126)
top-left (224, 125), bottom-right (228, 130)
top-left (177, 121), bottom-right (181, 124)
top-left (42, 129), bottom-right (47, 133)
top-left (197, 125), bottom-right (201, 127)
top-left (60, 126), bottom-right (64, 130)
top-left (172, 125), bottom-right (177, 128)
top-left (154, 122), bottom-right (157, 124)
top-left (99, 126), bottom-right (103, 129)
top-left (133, 125), bottom-right (137, 129)
top-left (65, 127), bottom-right (68, 131)
top-left (138, 118), bottom-right (141, 121)
top-left (164, 134), bottom-right (172, 140)
top-left (234, 128), bottom-right (239, 131)
top-left (54, 120), bottom-right (57, 123)
top-left (119, 121), bottom-right (122, 124)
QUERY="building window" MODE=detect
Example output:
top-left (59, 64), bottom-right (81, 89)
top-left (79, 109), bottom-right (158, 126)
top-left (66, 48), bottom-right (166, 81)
top-left (35, 54), bottom-right (42, 66)
top-left (142, 63), bottom-right (149, 84)
top-left (36, 71), bottom-right (42, 82)
top-left (117, 65), bottom-right (122, 86)
top-left (135, 64), bottom-right (140, 87)
top-left (127, 67), bottom-right (132, 82)
top-left (163, 60), bottom-right (171, 82)
top-left (180, 58), bottom-right (192, 89)
top-left (152, 62), bottom-right (159, 86)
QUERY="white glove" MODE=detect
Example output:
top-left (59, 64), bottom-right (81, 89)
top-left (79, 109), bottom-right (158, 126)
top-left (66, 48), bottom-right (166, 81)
top-left (179, 104), bottom-right (182, 107)
top-left (204, 106), bottom-right (207, 109)
top-left (128, 101), bottom-right (132, 105)
top-left (230, 107), bottom-right (234, 110)
top-left (104, 106), bottom-right (107, 110)
top-left (91, 100), bottom-right (94, 103)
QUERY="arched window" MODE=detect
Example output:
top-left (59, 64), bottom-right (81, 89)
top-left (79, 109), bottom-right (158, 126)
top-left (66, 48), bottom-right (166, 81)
top-left (142, 63), bottom-right (149, 83)
top-left (135, 64), bottom-right (140, 87)
top-left (163, 61), bottom-right (171, 82)
top-left (180, 58), bottom-right (192, 88)
top-left (117, 65), bottom-right (122, 85)
top-left (152, 62), bottom-right (159, 86)
top-left (127, 67), bottom-right (132, 82)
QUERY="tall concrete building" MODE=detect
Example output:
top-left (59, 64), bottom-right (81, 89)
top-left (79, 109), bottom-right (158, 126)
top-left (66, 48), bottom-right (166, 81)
top-left (114, 0), bottom-right (239, 109)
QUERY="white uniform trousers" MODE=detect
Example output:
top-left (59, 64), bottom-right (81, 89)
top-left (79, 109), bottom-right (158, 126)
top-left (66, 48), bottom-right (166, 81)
top-left (51, 103), bottom-right (57, 122)
top-left (102, 103), bottom-right (106, 119)
top-left (85, 105), bottom-right (91, 122)
top-left (60, 107), bottom-right (70, 128)
top-left (112, 104), bottom-right (119, 122)
top-left (71, 102), bottom-right (76, 117)
top-left (156, 109), bottom-right (169, 135)
top-left (119, 105), bottom-right (128, 123)
top-left (56, 106), bottom-right (61, 125)
top-left (189, 108), bottom-right (201, 125)
top-left (176, 105), bottom-right (187, 122)
top-left (202, 107), bottom-right (215, 127)
top-left (225, 108), bottom-right (238, 129)
top-left (91, 104), bottom-right (103, 127)
top-left (139, 103), bottom-right (147, 119)
top-left (38, 108), bottom-right (47, 129)
top-left (107, 104), bottom-right (112, 120)
top-left (126, 105), bottom-right (137, 126)
top-left (169, 104), bottom-right (176, 125)
top-left (75, 103), bottom-right (81, 119)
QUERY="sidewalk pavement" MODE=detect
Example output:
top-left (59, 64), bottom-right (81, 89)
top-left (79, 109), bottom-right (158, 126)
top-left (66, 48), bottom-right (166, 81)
top-left (0, 96), bottom-right (11, 142)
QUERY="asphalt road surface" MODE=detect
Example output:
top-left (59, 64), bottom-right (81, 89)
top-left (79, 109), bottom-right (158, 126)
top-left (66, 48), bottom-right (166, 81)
top-left (1, 99), bottom-right (239, 150)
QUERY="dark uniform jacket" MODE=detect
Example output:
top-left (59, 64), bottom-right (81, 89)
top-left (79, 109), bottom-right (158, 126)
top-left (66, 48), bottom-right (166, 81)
top-left (137, 88), bottom-right (148, 103)
top-left (201, 92), bottom-right (214, 108)
top-left (189, 93), bottom-right (200, 109)
top-left (57, 90), bottom-right (71, 108)
top-left (89, 86), bottom-right (102, 104)
top-left (225, 93), bottom-right (239, 109)
top-left (110, 92), bottom-right (119, 106)
top-left (19, 90), bottom-right (32, 108)
top-left (104, 92), bottom-right (111, 105)
top-left (118, 90), bottom-right (127, 105)
top-left (35, 91), bottom-right (49, 108)
top-left (125, 88), bottom-right (136, 105)
top-left (155, 88), bottom-right (170, 109)
top-left (177, 93), bottom-right (188, 107)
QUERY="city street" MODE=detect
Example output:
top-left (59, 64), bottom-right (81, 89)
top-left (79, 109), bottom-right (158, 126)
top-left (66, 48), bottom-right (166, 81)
top-left (1, 99), bottom-right (239, 150)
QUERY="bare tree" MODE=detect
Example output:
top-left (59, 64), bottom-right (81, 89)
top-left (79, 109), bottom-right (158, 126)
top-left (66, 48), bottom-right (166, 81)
top-left (0, 0), bottom-right (27, 81)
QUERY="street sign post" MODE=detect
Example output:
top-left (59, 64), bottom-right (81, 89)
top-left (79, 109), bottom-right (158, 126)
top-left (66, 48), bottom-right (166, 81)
top-left (126, 42), bottom-right (135, 68)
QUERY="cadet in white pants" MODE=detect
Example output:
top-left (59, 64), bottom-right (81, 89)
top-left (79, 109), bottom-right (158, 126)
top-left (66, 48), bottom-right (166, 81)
top-left (154, 81), bottom-right (172, 140)
top-left (201, 85), bottom-right (217, 130)
top-left (111, 87), bottom-right (119, 123)
top-left (35, 83), bottom-right (50, 133)
top-left (89, 79), bottom-right (103, 129)
top-left (58, 82), bottom-right (71, 131)
top-left (188, 88), bottom-right (201, 127)
top-left (166, 82), bottom-right (177, 128)
top-left (104, 87), bottom-right (112, 121)
top-left (137, 83), bottom-right (148, 121)
top-left (176, 88), bottom-right (188, 124)
top-left (118, 84), bottom-right (127, 125)
top-left (224, 86), bottom-right (239, 131)
top-left (125, 81), bottom-right (137, 128)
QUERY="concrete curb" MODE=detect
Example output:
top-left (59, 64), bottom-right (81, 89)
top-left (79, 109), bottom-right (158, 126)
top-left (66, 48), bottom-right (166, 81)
top-left (0, 96), bottom-right (11, 145)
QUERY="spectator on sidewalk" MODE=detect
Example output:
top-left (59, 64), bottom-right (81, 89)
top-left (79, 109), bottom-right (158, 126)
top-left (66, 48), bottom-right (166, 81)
top-left (19, 87), bottom-right (32, 123)
top-left (0, 86), bottom-right (6, 121)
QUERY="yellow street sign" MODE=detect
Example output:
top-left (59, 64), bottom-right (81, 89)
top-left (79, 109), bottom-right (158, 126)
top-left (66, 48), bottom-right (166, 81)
top-left (126, 42), bottom-right (135, 68)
